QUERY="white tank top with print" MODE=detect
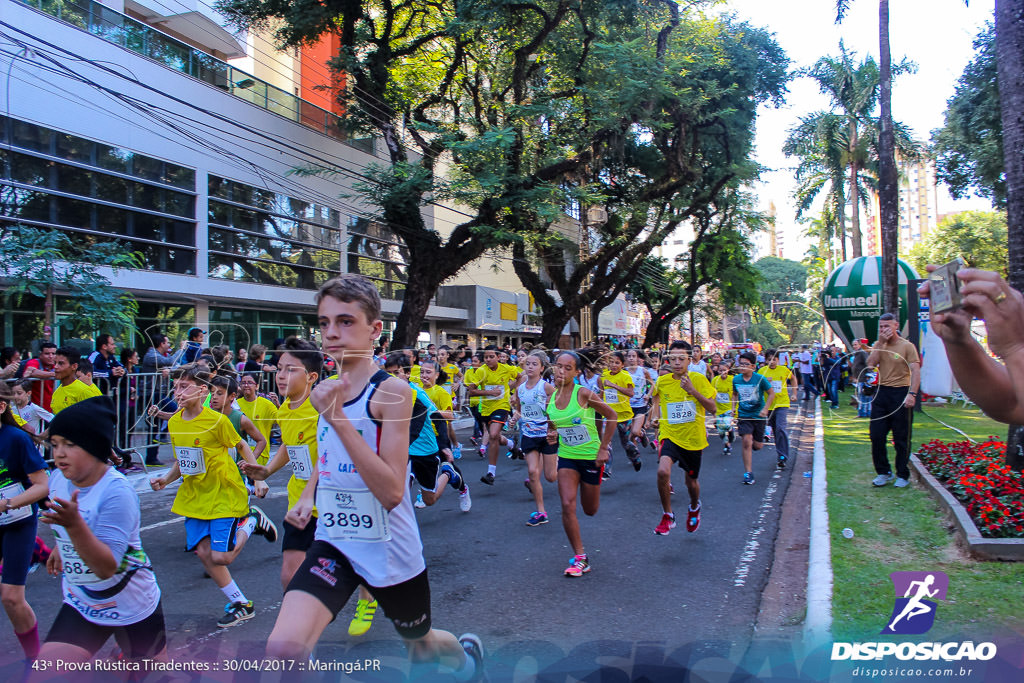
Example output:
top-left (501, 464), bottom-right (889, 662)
top-left (314, 372), bottom-right (425, 587)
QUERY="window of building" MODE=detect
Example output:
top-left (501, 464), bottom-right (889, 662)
top-left (346, 217), bottom-right (409, 300)
top-left (0, 116), bottom-right (197, 274)
top-left (207, 175), bottom-right (343, 289)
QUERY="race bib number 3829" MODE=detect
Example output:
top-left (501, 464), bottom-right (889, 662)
top-left (175, 447), bottom-right (206, 476)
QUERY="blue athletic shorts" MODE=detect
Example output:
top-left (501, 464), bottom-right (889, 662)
top-left (184, 517), bottom-right (241, 553)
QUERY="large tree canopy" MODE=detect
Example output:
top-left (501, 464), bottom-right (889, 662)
top-left (218, 0), bottom-right (787, 346)
top-left (626, 192), bottom-right (764, 348)
top-left (932, 24), bottom-right (1004, 209)
top-left (752, 256), bottom-right (821, 344)
top-left (907, 210), bottom-right (1008, 279)
top-left (511, 13), bottom-right (788, 344)
top-left (783, 44), bottom-right (916, 261)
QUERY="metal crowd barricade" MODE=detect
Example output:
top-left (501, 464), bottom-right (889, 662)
top-left (13, 368), bottom-right (286, 468)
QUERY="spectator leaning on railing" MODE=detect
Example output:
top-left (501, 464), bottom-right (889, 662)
top-left (23, 342), bottom-right (58, 413)
top-left (0, 347), bottom-right (22, 380)
top-left (919, 267), bottom-right (1024, 424)
top-left (88, 334), bottom-right (126, 396)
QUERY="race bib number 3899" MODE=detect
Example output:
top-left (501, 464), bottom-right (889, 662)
top-left (317, 488), bottom-right (391, 542)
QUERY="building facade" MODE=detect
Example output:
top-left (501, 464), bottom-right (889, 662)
top-left (2, 0), bottom-right (472, 351)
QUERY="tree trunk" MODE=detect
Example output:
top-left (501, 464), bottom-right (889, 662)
top-left (44, 285), bottom-right (54, 342)
top-left (877, 0), bottom-right (900, 315)
top-left (837, 203), bottom-right (848, 263)
top-left (643, 322), bottom-right (664, 349)
top-left (391, 271), bottom-right (436, 349)
top-left (848, 124), bottom-right (863, 258)
top-left (995, 0), bottom-right (1024, 471)
top-left (540, 307), bottom-right (575, 348)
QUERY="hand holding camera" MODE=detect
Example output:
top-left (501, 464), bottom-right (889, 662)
top-left (920, 265), bottom-right (1024, 360)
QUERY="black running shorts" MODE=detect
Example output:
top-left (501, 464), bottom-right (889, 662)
top-left (483, 409), bottom-right (510, 425)
top-left (46, 601), bottom-right (166, 659)
top-left (659, 439), bottom-right (703, 479)
top-left (409, 453), bottom-right (441, 492)
top-left (286, 541), bottom-right (432, 639)
top-left (738, 418), bottom-right (766, 442)
top-left (557, 457), bottom-right (602, 486)
top-left (282, 516), bottom-right (317, 553)
top-left (520, 435), bottom-right (557, 455)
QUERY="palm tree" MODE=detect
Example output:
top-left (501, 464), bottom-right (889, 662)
top-left (806, 45), bottom-right (879, 258)
top-left (804, 44), bottom-right (919, 259)
top-left (835, 0), bottom-right (899, 313)
top-left (784, 113), bottom-right (848, 260)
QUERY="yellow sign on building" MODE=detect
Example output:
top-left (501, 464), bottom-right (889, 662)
top-left (500, 302), bottom-right (518, 321)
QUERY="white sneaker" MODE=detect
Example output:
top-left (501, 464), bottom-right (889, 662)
top-left (459, 486), bottom-right (472, 512)
top-left (872, 473), bottom-right (895, 487)
top-left (893, 477), bottom-right (910, 488)
top-left (414, 492), bottom-right (426, 508)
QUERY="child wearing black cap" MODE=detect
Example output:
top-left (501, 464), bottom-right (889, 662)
top-left (0, 383), bottom-right (49, 661)
top-left (41, 396), bottom-right (166, 664)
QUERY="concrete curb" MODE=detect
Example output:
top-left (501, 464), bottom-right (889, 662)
top-left (910, 454), bottom-right (1024, 561)
top-left (803, 397), bottom-right (833, 646)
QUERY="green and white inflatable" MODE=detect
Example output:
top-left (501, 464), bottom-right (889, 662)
top-left (821, 256), bottom-right (919, 349)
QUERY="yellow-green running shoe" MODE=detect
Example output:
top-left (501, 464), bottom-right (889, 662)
top-left (348, 599), bottom-right (377, 637)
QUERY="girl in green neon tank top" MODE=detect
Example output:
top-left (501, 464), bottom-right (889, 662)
top-left (547, 352), bottom-right (617, 578)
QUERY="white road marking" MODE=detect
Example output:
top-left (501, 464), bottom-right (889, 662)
top-left (140, 490), bottom-right (289, 532)
top-left (732, 473), bottom-right (781, 587)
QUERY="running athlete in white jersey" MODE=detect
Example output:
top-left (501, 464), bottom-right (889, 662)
top-left (262, 275), bottom-right (483, 680)
top-left (511, 351), bottom-right (556, 526)
top-left (624, 349), bottom-right (657, 449)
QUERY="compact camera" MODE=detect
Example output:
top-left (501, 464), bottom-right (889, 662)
top-left (928, 257), bottom-right (965, 313)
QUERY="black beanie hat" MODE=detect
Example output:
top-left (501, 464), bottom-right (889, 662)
top-left (48, 396), bottom-right (116, 461)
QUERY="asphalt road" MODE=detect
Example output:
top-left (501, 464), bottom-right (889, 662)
top-left (0, 405), bottom-right (815, 682)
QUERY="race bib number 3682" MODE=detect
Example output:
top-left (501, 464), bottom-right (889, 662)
top-left (56, 537), bottom-right (101, 585)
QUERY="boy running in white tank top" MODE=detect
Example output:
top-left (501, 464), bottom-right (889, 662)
top-left (262, 275), bottom-right (483, 680)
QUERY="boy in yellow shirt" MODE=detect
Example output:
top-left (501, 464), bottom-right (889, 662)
top-left (209, 375), bottom-right (268, 494)
top-left (74, 358), bottom-right (103, 398)
top-left (711, 359), bottom-right (737, 455)
top-left (51, 348), bottom-right (100, 415)
top-left (757, 349), bottom-right (797, 469)
top-left (149, 365), bottom-right (275, 628)
top-left (240, 338), bottom-right (323, 592)
top-left (436, 345), bottom-right (463, 454)
top-left (467, 346), bottom-right (523, 485)
top-left (237, 374), bottom-right (277, 465)
top-left (650, 341), bottom-right (716, 536)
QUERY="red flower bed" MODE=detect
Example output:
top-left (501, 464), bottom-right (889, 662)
top-left (916, 439), bottom-right (1024, 539)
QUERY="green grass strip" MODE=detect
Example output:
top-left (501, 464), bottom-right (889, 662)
top-left (822, 400), bottom-right (1024, 641)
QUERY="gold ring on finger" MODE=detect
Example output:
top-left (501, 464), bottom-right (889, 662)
top-left (994, 292), bottom-right (1008, 304)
